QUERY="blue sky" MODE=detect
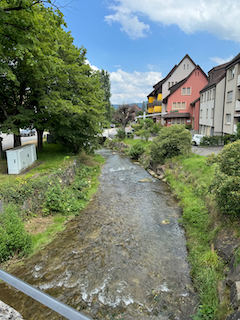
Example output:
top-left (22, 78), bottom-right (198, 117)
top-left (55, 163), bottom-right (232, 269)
top-left (60, 0), bottom-right (240, 105)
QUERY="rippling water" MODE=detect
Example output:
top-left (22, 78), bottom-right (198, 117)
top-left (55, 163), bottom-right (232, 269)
top-left (0, 149), bottom-right (197, 319)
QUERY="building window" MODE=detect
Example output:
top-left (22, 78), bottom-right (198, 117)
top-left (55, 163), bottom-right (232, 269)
top-left (187, 64), bottom-right (189, 70)
top-left (204, 93), bottom-right (206, 101)
top-left (227, 91), bottom-right (233, 102)
top-left (206, 109), bottom-right (208, 118)
top-left (184, 64), bottom-right (185, 70)
top-left (172, 118), bottom-right (175, 124)
top-left (172, 102), bottom-right (186, 110)
top-left (229, 67), bottom-right (235, 80)
top-left (172, 81), bottom-right (174, 86)
top-left (207, 91), bottom-right (209, 100)
top-left (200, 94), bottom-right (203, 102)
top-left (182, 87), bottom-right (191, 95)
top-left (175, 81), bottom-right (177, 84)
top-left (226, 114), bottom-right (231, 124)
top-left (168, 82), bottom-right (170, 88)
top-left (212, 88), bottom-right (215, 99)
top-left (181, 118), bottom-right (185, 124)
top-left (200, 110), bottom-right (202, 118)
top-left (209, 90), bottom-right (212, 100)
top-left (211, 108), bottom-right (214, 118)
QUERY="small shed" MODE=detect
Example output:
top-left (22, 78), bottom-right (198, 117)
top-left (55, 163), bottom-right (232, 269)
top-left (6, 144), bottom-right (37, 174)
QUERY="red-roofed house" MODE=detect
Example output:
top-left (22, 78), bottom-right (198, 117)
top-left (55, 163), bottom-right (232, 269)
top-left (162, 66), bottom-right (208, 130)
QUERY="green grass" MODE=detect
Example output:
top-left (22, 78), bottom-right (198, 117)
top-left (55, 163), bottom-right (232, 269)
top-left (122, 138), bottom-right (152, 148)
top-left (165, 153), bottom-right (225, 320)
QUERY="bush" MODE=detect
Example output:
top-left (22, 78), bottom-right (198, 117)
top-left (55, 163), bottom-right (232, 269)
top-left (128, 142), bottom-right (145, 160)
top-left (185, 124), bottom-right (192, 130)
top-left (201, 134), bottom-right (236, 146)
top-left (0, 205), bottom-right (32, 262)
top-left (208, 140), bottom-right (240, 217)
top-left (116, 128), bottom-right (126, 140)
top-left (150, 125), bottom-right (192, 164)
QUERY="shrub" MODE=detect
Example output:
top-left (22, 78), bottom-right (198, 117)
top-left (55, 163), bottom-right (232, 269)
top-left (201, 134), bottom-right (236, 146)
top-left (150, 123), bottom-right (162, 136)
top-left (139, 129), bottom-right (151, 142)
top-left (128, 142), bottom-right (145, 160)
top-left (150, 125), bottom-right (192, 164)
top-left (185, 124), bottom-right (192, 130)
top-left (208, 140), bottom-right (240, 217)
top-left (0, 205), bottom-right (32, 262)
top-left (116, 128), bottom-right (126, 140)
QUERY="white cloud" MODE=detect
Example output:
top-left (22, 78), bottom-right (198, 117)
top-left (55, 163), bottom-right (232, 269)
top-left (110, 69), bottom-right (162, 104)
top-left (85, 60), bottom-right (99, 71)
top-left (105, 0), bottom-right (240, 41)
top-left (210, 55), bottom-right (234, 65)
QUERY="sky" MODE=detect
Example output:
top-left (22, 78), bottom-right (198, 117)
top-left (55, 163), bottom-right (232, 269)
top-left (59, 0), bottom-right (240, 105)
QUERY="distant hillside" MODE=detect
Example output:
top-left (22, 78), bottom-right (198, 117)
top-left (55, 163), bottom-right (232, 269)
top-left (112, 102), bottom-right (147, 109)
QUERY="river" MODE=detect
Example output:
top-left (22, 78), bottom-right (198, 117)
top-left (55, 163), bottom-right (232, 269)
top-left (0, 148), bottom-right (197, 319)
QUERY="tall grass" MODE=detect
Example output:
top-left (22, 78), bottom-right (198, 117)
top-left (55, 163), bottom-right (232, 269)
top-left (166, 153), bottom-right (224, 320)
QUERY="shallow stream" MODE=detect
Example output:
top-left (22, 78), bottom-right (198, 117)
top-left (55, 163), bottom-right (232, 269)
top-left (0, 149), bottom-right (197, 319)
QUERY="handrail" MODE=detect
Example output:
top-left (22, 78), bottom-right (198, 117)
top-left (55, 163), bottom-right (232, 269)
top-left (0, 269), bottom-right (92, 320)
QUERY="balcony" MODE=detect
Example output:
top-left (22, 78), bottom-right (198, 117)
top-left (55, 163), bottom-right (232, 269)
top-left (238, 74), bottom-right (240, 87)
top-left (152, 100), bottom-right (162, 106)
top-left (235, 100), bottom-right (240, 111)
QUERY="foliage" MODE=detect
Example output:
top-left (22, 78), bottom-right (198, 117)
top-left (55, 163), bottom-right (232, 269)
top-left (165, 153), bottom-right (223, 320)
top-left (150, 125), bottom-right (192, 164)
top-left (113, 104), bottom-right (136, 128)
top-left (208, 141), bottom-right (240, 217)
top-left (185, 124), bottom-right (192, 130)
top-left (236, 122), bottom-right (240, 140)
top-left (139, 129), bottom-right (151, 142)
top-left (133, 118), bottom-right (161, 141)
top-left (0, 204), bottom-right (32, 262)
top-left (128, 142), bottom-right (145, 160)
top-left (115, 128), bottom-right (126, 140)
top-left (99, 69), bottom-right (112, 122)
top-left (201, 135), bottom-right (235, 146)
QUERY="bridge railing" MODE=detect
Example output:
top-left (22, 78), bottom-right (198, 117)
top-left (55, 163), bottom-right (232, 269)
top-left (0, 268), bottom-right (92, 320)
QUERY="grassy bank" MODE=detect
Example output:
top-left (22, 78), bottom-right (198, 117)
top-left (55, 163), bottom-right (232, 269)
top-left (165, 153), bottom-right (229, 320)
top-left (0, 143), bottom-right (105, 270)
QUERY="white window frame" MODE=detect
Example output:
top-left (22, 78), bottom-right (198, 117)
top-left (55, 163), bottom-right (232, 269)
top-left (200, 109), bottom-right (202, 118)
top-left (229, 67), bottom-right (235, 80)
top-left (182, 87), bottom-right (191, 95)
top-left (206, 109), bottom-right (208, 119)
top-left (227, 91), bottom-right (233, 103)
top-left (212, 88), bottom-right (215, 100)
top-left (211, 108), bottom-right (214, 118)
top-left (226, 114), bottom-right (231, 124)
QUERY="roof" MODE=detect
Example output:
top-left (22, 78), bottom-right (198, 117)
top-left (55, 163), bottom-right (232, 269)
top-left (225, 52), bottom-right (240, 70)
top-left (162, 65), bottom-right (208, 103)
top-left (148, 54), bottom-right (197, 97)
top-left (190, 97), bottom-right (200, 106)
top-left (200, 63), bottom-right (227, 93)
top-left (163, 112), bottom-right (190, 119)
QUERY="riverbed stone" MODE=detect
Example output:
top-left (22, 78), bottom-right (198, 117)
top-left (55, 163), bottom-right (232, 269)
top-left (225, 310), bottom-right (240, 320)
top-left (0, 300), bottom-right (23, 319)
top-left (230, 281), bottom-right (240, 310)
top-left (214, 228), bottom-right (240, 263)
top-left (225, 255), bottom-right (240, 287)
top-left (139, 178), bottom-right (152, 182)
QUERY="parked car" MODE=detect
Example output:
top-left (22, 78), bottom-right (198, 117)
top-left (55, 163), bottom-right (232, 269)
top-left (20, 128), bottom-right (36, 137)
top-left (192, 134), bottom-right (204, 146)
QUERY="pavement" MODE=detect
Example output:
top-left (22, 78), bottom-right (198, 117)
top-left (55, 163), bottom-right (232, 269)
top-left (191, 145), bottom-right (224, 156)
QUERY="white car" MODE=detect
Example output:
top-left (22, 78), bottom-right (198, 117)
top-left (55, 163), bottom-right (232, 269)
top-left (192, 134), bottom-right (204, 146)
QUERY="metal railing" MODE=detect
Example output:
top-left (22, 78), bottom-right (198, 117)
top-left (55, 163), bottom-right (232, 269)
top-left (0, 269), bottom-right (92, 320)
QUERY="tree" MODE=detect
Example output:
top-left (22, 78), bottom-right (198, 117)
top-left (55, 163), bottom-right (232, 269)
top-left (150, 125), bottom-right (192, 164)
top-left (99, 69), bottom-right (112, 122)
top-left (113, 104), bottom-right (136, 128)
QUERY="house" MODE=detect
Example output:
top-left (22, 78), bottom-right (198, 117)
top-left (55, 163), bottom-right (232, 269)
top-left (199, 63), bottom-right (227, 136)
top-left (222, 53), bottom-right (240, 134)
top-left (162, 66), bottom-right (208, 128)
top-left (147, 54), bottom-right (197, 124)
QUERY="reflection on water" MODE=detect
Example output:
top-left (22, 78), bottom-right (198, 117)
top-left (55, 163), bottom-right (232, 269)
top-left (0, 149), bottom-right (197, 319)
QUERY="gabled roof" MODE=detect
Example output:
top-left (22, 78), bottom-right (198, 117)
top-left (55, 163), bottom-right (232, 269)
top-left (200, 62), bottom-right (227, 94)
top-left (162, 65), bottom-right (208, 104)
top-left (225, 52), bottom-right (240, 70)
top-left (190, 97), bottom-right (200, 106)
top-left (148, 54), bottom-right (197, 97)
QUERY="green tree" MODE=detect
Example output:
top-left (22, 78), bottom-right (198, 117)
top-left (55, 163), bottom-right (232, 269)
top-left (150, 125), bottom-right (192, 164)
top-left (99, 69), bottom-right (112, 122)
